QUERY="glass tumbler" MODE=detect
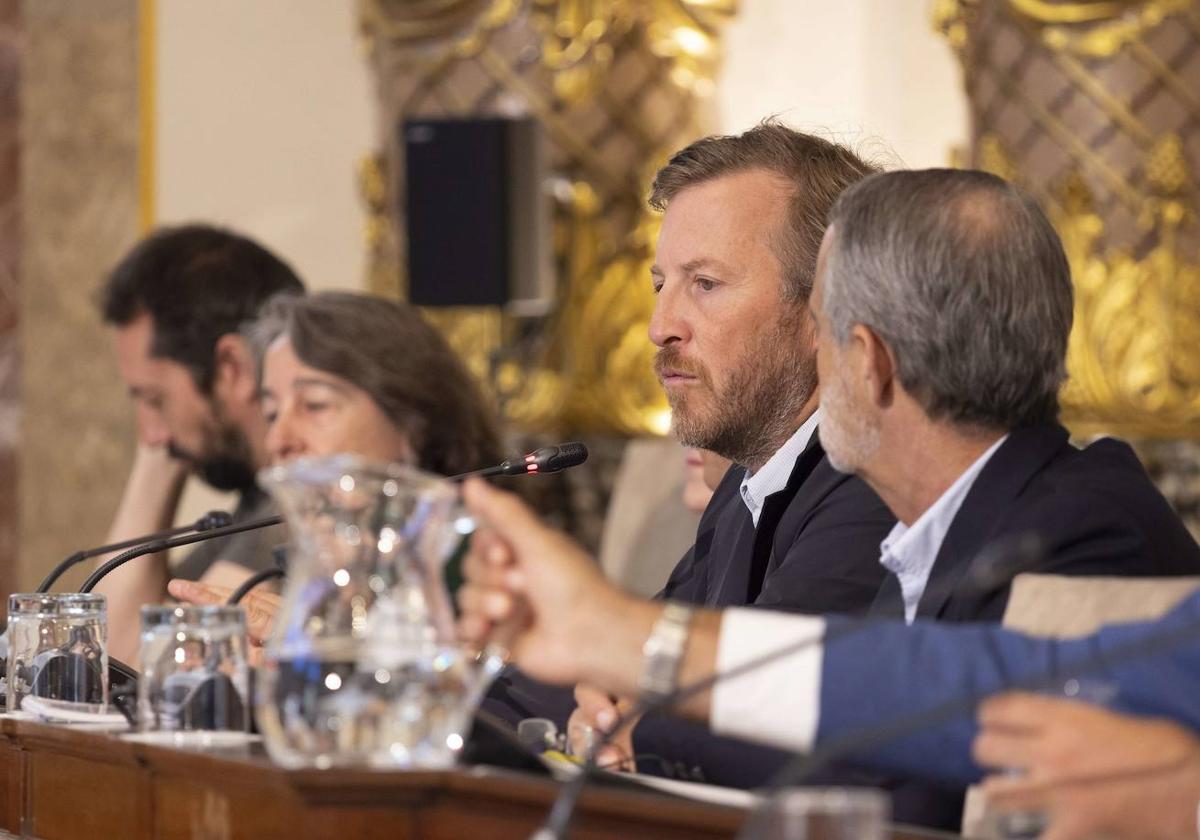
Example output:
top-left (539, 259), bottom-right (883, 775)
top-left (988, 677), bottom-right (1118, 839)
top-left (6, 593), bottom-right (108, 713)
top-left (138, 604), bottom-right (250, 737)
top-left (756, 787), bottom-right (890, 840)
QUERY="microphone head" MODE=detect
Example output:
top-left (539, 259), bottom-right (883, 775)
top-left (966, 531), bottom-right (1047, 592)
top-left (538, 442), bottom-right (588, 474)
top-left (498, 442), bottom-right (589, 476)
top-left (195, 510), bottom-right (235, 531)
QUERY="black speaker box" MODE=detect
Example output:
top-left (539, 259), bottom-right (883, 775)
top-left (403, 117), bottom-right (551, 311)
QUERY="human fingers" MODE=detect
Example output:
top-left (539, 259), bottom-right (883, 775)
top-left (979, 772), bottom-right (1054, 813)
top-left (168, 579), bottom-right (232, 606)
top-left (595, 745), bottom-right (631, 771)
top-left (241, 593), bottom-right (280, 643)
top-left (456, 583), bottom-right (518, 625)
top-left (169, 578), bottom-right (278, 645)
top-left (574, 683), bottom-right (619, 732)
top-left (977, 692), bottom-right (1060, 732)
top-left (463, 479), bottom-right (544, 546)
top-left (972, 727), bottom-right (1037, 771)
top-left (566, 708), bottom-right (598, 757)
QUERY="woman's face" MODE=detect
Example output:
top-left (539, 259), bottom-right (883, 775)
top-left (682, 448), bottom-right (733, 514)
top-left (261, 337), bottom-right (415, 465)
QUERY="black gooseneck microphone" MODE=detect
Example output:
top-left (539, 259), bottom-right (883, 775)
top-left (36, 510), bottom-right (235, 593)
top-left (79, 514), bottom-right (284, 594)
top-left (531, 533), bottom-right (1076, 839)
top-left (226, 445), bottom-right (590, 604)
top-left (449, 443), bottom-right (589, 482)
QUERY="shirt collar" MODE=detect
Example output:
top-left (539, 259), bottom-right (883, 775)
top-left (739, 408), bottom-right (822, 526)
top-left (879, 433), bottom-right (1009, 622)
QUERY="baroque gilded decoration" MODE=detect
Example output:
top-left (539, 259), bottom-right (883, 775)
top-left (357, 0), bottom-right (734, 436)
top-left (936, 0), bottom-right (1200, 437)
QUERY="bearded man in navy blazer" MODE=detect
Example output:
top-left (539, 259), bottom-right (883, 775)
top-left (482, 123), bottom-right (899, 754)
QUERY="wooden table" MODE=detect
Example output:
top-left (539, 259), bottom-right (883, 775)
top-left (0, 718), bottom-right (960, 839)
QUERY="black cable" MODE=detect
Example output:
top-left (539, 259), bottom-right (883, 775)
top-left (79, 515), bottom-right (283, 594)
top-left (226, 567), bottom-right (286, 605)
top-left (36, 510), bottom-right (233, 593)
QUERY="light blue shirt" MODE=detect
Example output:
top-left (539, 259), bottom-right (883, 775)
top-left (739, 409), bottom-right (822, 527)
top-left (878, 434), bottom-right (1009, 623)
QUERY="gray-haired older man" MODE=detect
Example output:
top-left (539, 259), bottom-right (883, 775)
top-left (810, 168), bottom-right (1198, 626)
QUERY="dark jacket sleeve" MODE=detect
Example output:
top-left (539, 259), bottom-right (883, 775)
top-left (950, 488), bottom-right (1200, 622)
top-left (634, 474), bottom-right (893, 783)
top-left (755, 474), bottom-right (893, 613)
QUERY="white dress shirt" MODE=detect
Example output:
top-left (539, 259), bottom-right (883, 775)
top-left (711, 433), bottom-right (1011, 751)
top-left (739, 409), bottom-right (822, 526)
top-left (878, 434), bottom-right (1008, 623)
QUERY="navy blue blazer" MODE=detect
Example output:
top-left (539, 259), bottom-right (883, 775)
top-left (631, 434), bottom-right (895, 780)
top-left (656, 432), bottom-right (895, 611)
top-left (481, 431), bottom-right (895, 732)
top-left (685, 424), bottom-right (1200, 830)
top-left (813, 589), bottom-right (1200, 787)
top-left (870, 424), bottom-right (1200, 622)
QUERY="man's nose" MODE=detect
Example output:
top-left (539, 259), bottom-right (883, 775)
top-left (648, 283), bottom-right (689, 348)
top-left (136, 405), bottom-right (170, 448)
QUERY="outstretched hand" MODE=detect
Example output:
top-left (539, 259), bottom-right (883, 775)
top-left (456, 478), bottom-right (646, 690)
top-left (974, 692), bottom-right (1200, 840)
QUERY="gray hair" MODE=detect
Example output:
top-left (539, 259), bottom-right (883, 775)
top-left (822, 169), bottom-right (1073, 430)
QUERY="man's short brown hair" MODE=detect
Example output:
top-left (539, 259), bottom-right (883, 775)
top-left (650, 120), bottom-right (879, 301)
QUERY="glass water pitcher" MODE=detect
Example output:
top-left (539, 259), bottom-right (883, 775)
top-left (255, 455), bottom-right (494, 769)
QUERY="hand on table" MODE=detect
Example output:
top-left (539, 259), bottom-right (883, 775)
top-left (974, 692), bottom-right (1200, 840)
top-left (569, 684), bottom-right (638, 770)
top-left (168, 579), bottom-right (281, 666)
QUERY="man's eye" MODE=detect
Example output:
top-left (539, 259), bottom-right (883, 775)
top-left (696, 277), bottom-right (717, 292)
top-left (263, 411), bottom-right (278, 425)
top-left (303, 402), bottom-right (330, 414)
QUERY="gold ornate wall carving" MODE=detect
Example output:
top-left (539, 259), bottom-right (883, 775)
top-left (936, 0), bottom-right (1200, 437)
top-left (357, 0), bottom-right (733, 436)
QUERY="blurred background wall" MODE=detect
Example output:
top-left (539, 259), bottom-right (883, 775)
top-left (7, 0), bottom-right (1197, 598)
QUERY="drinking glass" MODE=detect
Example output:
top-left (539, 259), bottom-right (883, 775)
top-left (137, 604), bottom-right (250, 741)
top-left (756, 787), bottom-right (889, 840)
top-left (5, 593), bottom-right (108, 713)
top-left (987, 677), bottom-right (1118, 839)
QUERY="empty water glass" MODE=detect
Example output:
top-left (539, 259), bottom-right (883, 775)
top-left (6, 593), bottom-right (108, 713)
top-left (138, 604), bottom-right (250, 739)
top-left (756, 787), bottom-right (889, 840)
top-left (988, 677), bottom-right (1118, 839)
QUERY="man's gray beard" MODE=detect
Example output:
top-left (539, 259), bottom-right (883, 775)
top-left (671, 323), bottom-right (817, 470)
top-left (818, 369), bottom-right (880, 475)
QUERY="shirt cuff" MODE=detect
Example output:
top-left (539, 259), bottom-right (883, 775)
top-left (709, 607), bottom-right (826, 753)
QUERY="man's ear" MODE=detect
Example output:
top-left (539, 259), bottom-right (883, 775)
top-left (852, 324), bottom-right (897, 410)
top-left (211, 334), bottom-right (259, 404)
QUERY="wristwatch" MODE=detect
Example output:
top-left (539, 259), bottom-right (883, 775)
top-left (637, 601), bottom-right (694, 702)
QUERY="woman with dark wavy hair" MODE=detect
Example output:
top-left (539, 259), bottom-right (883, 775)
top-left (169, 291), bottom-right (504, 631)
top-left (246, 290), bottom-right (502, 475)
